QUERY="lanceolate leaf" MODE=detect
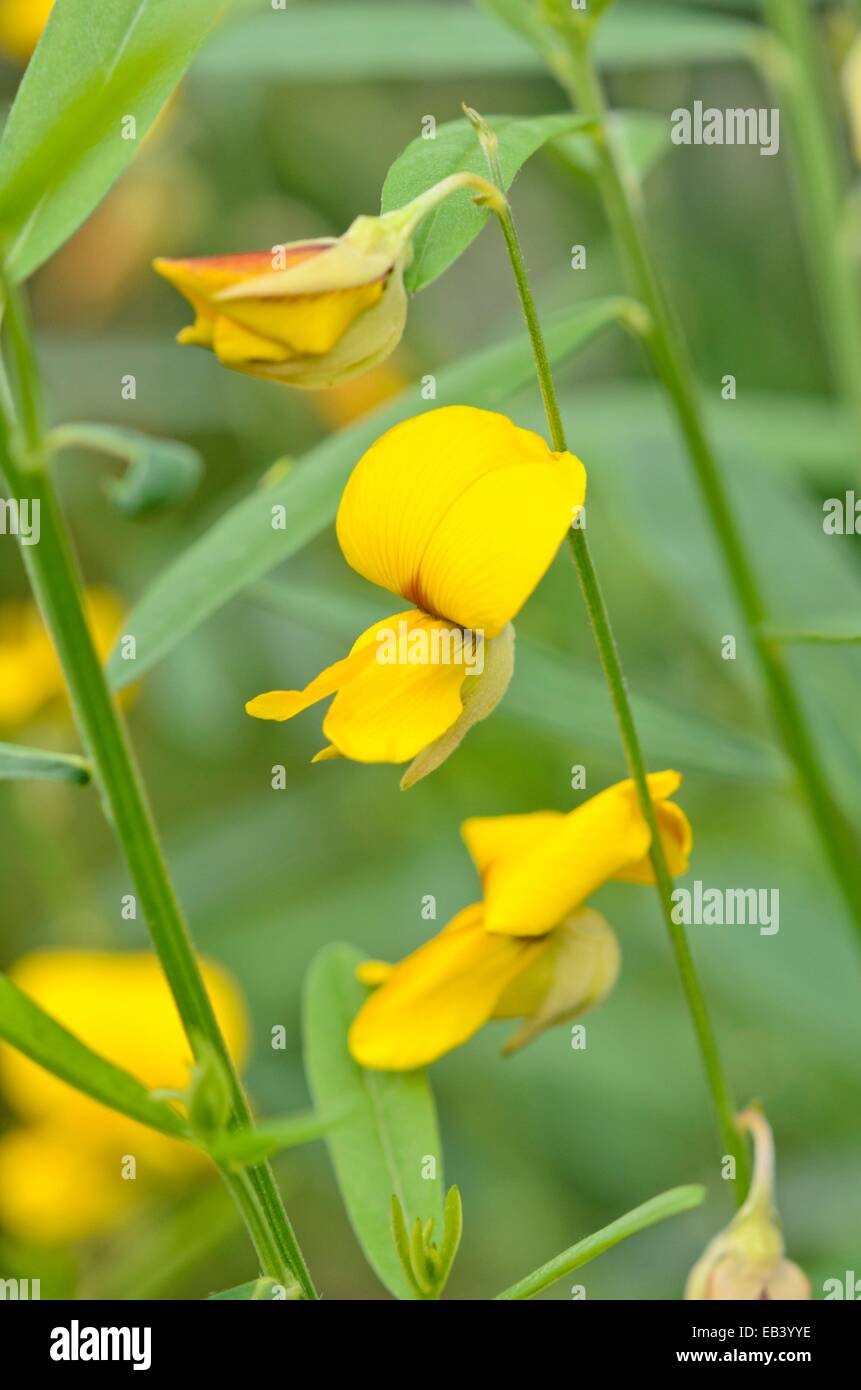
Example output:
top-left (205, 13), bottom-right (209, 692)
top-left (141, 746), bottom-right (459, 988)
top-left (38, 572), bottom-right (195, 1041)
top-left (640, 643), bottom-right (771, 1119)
top-left (194, 3), bottom-right (758, 82)
top-left (0, 0), bottom-right (221, 282)
top-left (48, 423), bottom-right (201, 519)
top-left (107, 299), bottom-right (633, 692)
top-left (0, 975), bottom-right (189, 1139)
top-left (0, 742), bottom-right (91, 784)
top-left (303, 944), bottom-right (444, 1301)
top-left (208, 1278), bottom-right (292, 1301)
top-left (382, 113), bottom-right (593, 293)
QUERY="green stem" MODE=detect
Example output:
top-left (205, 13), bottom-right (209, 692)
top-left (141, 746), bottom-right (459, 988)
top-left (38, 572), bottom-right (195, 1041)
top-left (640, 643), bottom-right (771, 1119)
top-left (762, 0), bottom-right (861, 444)
top-left (556, 26), bottom-right (861, 954)
top-left (0, 287), bottom-right (316, 1298)
top-left (495, 1183), bottom-right (705, 1300)
top-left (471, 113), bottom-right (749, 1196)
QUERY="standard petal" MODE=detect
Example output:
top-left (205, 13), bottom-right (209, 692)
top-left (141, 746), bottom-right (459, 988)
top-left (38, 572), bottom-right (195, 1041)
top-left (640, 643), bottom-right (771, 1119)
top-left (336, 406), bottom-right (586, 636)
top-left (472, 772), bottom-right (688, 937)
top-left (348, 905), bottom-right (543, 1070)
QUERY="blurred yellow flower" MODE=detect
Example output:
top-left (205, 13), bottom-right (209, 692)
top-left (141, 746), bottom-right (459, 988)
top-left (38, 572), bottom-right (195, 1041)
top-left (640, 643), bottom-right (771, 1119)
top-left (246, 407), bottom-right (585, 786)
top-left (0, 0), bottom-right (52, 62)
top-left (0, 587), bottom-right (123, 730)
top-left (154, 173), bottom-right (504, 388)
top-left (0, 950), bottom-right (248, 1244)
top-left (686, 1106), bottom-right (811, 1301)
top-left (349, 771), bottom-right (691, 1069)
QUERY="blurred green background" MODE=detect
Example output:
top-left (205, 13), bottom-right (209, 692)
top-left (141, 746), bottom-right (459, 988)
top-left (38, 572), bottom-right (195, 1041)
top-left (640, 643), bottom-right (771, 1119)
top-left (1, 0), bottom-right (860, 1299)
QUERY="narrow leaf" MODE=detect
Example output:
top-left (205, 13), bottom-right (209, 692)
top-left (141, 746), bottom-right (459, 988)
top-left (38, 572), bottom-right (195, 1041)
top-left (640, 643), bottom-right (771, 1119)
top-left (107, 299), bottom-right (632, 692)
top-left (48, 423), bottom-right (201, 519)
top-left (303, 943), bottom-right (444, 1302)
top-left (495, 1184), bottom-right (706, 1300)
top-left (0, 742), bottom-right (91, 784)
top-left (0, 0), bottom-right (221, 281)
top-left (382, 113), bottom-right (593, 293)
top-left (194, 3), bottom-right (757, 82)
top-left (0, 974), bottom-right (189, 1139)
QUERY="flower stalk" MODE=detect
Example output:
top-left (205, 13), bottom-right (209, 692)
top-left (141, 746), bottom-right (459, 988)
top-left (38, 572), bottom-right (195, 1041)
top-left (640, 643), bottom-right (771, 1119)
top-left (546, 20), bottom-right (861, 954)
top-left (0, 284), bottom-right (316, 1298)
top-left (466, 108), bottom-right (750, 1197)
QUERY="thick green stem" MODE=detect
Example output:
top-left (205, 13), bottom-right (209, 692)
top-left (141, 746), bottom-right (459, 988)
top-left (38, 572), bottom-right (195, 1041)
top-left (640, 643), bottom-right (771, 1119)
top-left (762, 0), bottom-right (861, 443)
top-left (557, 28), bottom-right (861, 953)
top-left (0, 289), bottom-right (316, 1298)
top-left (472, 114), bottom-right (749, 1195)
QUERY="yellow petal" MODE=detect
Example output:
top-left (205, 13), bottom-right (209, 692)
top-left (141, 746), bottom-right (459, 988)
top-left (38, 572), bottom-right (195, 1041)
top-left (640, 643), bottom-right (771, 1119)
top-left (214, 281), bottom-right (385, 360)
top-left (336, 406), bottom-right (586, 636)
top-left (324, 611), bottom-right (468, 763)
top-left (246, 610), bottom-right (469, 764)
top-left (348, 905), bottom-right (543, 1070)
top-left (0, 950), bottom-right (247, 1127)
top-left (212, 314), bottom-right (294, 366)
top-left (464, 771), bottom-right (689, 937)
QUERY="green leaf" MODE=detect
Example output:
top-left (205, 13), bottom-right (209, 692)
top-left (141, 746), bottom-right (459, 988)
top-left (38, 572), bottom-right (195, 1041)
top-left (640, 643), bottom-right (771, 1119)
top-left (48, 423), bottom-right (201, 518)
top-left (208, 1277), bottom-right (293, 1301)
top-left (0, 974), bottom-right (189, 1139)
top-left (760, 622), bottom-right (861, 645)
top-left (495, 1184), bottom-right (706, 1300)
top-left (382, 113), bottom-right (593, 293)
top-left (206, 1107), bottom-right (348, 1167)
top-left (194, 3), bottom-right (758, 82)
top-left (553, 111), bottom-right (669, 184)
top-left (0, 742), bottom-right (91, 784)
top-left (107, 299), bottom-right (632, 693)
top-left (0, 0), bottom-right (220, 282)
top-left (303, 943), bottom-right (444, 1301)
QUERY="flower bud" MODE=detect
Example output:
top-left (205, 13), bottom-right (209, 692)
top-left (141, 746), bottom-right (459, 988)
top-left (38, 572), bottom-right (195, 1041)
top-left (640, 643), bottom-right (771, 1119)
top-left (492, 906), bottom-right (620, 1055)
top-left (155, 173), bottom-right (504, 388)
top-left (685, 1107), bottom-right (811, 1300)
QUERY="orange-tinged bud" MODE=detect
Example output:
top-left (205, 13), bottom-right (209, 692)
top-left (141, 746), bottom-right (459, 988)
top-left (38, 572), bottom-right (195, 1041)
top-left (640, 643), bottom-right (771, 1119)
top-left (154, 173), bottom-right (505, 388)
top-left (685, 1107), bottom-right (811, 1301)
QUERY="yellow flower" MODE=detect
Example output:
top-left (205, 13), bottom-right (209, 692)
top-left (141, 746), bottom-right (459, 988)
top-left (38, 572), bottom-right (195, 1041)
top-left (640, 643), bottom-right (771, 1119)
top-left (0, 0), bottom-right (53, 62)
top-left (0, 588), bottom-right (123, 730)
top-left (348, 771), bottom-right (691, 1069)
top-left (246, 407), bottom-right (586, 785)
top-left (154, 173), bottom-right (504, 387)
top-left (0, 950), bottom-right (247, 1244)
top-left (685, 1106), bottom-right (811, 1301)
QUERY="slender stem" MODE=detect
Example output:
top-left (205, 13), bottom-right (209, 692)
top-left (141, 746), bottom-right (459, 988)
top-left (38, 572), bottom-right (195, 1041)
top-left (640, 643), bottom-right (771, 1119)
top-left (555, 26), bottom-right (861, 953)
top-left (0, 287), bottom-right (316, 1298)
top-left (762, 0), bottom-right (861, 445)
top-left (472, 115), bottom-right (749, 1196)
top-left (495, 1183), bottom-right (705, 1300)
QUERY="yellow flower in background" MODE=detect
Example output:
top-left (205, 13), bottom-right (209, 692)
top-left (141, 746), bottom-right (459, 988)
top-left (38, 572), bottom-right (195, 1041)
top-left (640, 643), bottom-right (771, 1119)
top-left (0, 588), bottom-right (123, 730)
top-left (0, 0), bottom-right (52, 62)
top-left (246, 407), bottom-right (585, 787)
top-left (686, 1106), bottom-right (811, 1301)
top-left (349, 771), bottom-right (691, 1069)
top-left (0, 950), bottom-right (247, 1244)
top-left (154, 172), bottom-right (504, 388)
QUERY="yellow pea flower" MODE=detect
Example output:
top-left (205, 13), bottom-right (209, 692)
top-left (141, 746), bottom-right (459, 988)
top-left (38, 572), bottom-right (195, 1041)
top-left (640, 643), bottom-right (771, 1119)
top-left (0, 588), bottom-right (123, 730)
top-left (155, 174), bottom-right (504, 388)
top-left (685, 1106), bottom-right (811, 1301)
top-left (0, 0), bottom-right (53, 62)
top-left (348, 771), bottom-right (691, 1069)
top-left (246, 406), bottom-right (586, 786)
top-left (0, 950), bottom-right (247, 1244)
